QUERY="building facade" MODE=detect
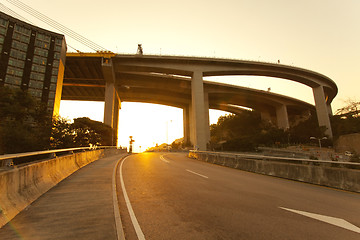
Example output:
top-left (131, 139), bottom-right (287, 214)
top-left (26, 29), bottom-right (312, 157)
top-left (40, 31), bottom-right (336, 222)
top-left (0, 11), bottom-right (66, 116)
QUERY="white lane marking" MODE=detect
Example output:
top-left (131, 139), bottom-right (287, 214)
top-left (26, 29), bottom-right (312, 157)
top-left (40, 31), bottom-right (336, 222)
top-left (186, 169), bottom-right (209, 179)
top-left (280, 207), bottom-right (360, 234)
top-left (120, 156), bottom-right (146, 240)
top-left (160, 155), bottom-right (169, 163)
top-left (112, 157), bottom-right (126, 240)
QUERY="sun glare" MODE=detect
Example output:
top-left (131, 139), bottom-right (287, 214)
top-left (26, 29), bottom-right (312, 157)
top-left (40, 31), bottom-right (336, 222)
top-left (117, 102), bottom-right (183, 153)
top-left (59, 100), bottom-right (228, 153)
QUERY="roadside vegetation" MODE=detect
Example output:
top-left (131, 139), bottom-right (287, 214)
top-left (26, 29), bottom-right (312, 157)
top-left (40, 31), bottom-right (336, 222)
top-left (0, 87), bottom-right (51, 154)
top-left (331, 99), bottom-right (360, 138)
top-left (0, 87), bottom-right (114, 154)
top-left (50, 116), bottom-right (114, 149)
top-left (210, 99), bottom-right (360, 152)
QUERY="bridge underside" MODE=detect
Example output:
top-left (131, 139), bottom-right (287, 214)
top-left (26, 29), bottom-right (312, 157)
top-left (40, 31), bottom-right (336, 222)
top-left (61, 54), bottom-right (335, 150)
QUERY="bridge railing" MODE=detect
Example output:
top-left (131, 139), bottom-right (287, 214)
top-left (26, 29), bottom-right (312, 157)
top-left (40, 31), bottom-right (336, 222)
top-left (0, 146), bottom-right (122, 168)
top-left (189, 150), bottom-right (360, 170)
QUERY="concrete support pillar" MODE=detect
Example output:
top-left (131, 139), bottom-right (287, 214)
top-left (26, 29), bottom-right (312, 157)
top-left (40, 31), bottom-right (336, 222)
top-left (104, 81), bottom-right (116, 127)
top-left (113, 96), bottom-right (120, 145)
top-left (313, 86), bottom-right (333, 138)
top-left (191, 71), bottom-right (207, 150)
top-left (183, 106), bottom-right (190, 146)
top-left (203, 90), bottom-right (211, 145)
top-left (102, 58), bottom-right (121, 146)
top-left (188, 104), bottom-right (195, 146)
top-left (104, 81), bottom-right (120, 146)
top-left (276, 104), bottom-right (289, 129)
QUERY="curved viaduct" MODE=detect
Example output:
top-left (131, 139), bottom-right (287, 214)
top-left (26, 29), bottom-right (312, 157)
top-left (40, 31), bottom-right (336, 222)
top-left (61, 53), bottom-right (337, 150)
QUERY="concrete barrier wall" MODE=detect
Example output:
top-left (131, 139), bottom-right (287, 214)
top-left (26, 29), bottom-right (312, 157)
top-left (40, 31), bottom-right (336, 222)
top-left (189, 151), bottom-right (360, 193)
top-left (0, 149), bottom-right (114, 228)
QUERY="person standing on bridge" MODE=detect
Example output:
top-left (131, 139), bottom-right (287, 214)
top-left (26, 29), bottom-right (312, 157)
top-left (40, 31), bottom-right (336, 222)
top-left (137, 44), bottom-right (143, 55)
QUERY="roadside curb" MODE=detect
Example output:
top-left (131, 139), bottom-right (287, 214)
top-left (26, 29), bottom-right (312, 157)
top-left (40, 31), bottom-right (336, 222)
top-left (112, 154), bottom-right (129, 240)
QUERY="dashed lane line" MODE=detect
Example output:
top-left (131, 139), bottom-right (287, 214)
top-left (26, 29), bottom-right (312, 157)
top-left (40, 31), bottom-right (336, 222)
top-left (186, 169), bottom-right (209, 179)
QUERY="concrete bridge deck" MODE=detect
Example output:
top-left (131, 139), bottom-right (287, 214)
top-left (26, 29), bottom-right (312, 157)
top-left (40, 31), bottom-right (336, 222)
top-left (61, 53), bottom-right (337, 150)
top-left (0, 153), bottom-right (126, 240)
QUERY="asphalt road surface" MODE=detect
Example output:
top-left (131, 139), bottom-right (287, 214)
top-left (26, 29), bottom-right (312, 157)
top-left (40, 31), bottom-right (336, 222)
top-left (117, 152), bottom-right (360, 240)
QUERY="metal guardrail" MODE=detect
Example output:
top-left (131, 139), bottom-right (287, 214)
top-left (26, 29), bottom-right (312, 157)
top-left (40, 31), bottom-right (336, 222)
top-left (190, 150), bottom-right (360, 169)
top-left (0, 146), bottom-right (120, 168)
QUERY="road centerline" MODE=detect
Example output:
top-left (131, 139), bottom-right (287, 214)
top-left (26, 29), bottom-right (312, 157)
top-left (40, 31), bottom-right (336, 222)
top-left (186, 169), bottom-right (209, 179)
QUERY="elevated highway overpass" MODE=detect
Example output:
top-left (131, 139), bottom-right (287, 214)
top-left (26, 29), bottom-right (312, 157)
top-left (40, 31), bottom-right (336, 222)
top-left (61, 53), bottom-right (338, 150)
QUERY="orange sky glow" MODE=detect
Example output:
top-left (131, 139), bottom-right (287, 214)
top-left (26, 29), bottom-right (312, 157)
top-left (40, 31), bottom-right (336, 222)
top-left (3, 0), bottom-right (359, 152)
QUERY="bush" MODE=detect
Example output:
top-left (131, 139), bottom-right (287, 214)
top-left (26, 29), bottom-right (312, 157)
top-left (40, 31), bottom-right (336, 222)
top-left (223, 137), bottom-right (256, 152)
top-left (349, 154), bottom-right (360, 163)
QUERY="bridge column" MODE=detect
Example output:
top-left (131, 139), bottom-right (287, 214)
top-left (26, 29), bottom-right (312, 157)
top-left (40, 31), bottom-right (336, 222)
top-left (313, 86), bottom-right (333, 138)
top-left (102, 57), bottom-right (121, 146)
top-left (183, 106), bottom-right (191, 146)
top-left (204, 90), bottom-right (210, 145)
top-left (112, 96), bottom-right (120, 145)
top-left (276, 104), bottom-right (289, 129)
top-left (191, 71), bottom-right (207, 150)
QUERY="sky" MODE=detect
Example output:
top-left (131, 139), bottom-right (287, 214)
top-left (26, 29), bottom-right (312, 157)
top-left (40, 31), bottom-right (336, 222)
top-left (1, 0), bottom-right (359, 151)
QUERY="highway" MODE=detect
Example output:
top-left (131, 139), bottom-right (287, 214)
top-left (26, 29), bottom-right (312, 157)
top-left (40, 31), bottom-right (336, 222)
top-left (0, 152), bottom-right (359, 239)
top-left (118, 152), bottom-right (360, 240)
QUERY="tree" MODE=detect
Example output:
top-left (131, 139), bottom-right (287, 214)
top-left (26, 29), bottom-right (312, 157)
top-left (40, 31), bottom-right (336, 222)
top-left (0, 87), bottom-right (52, 154)
top-left (50, 117), bottom-right (114, 149)
top-left (209, 109), bottom-right (329, 151)
top-left (334, 98), bottom-right (360, 118)
top-left (331, 99), bottom-right (360, 138)
top-left (210, 111), bottom-right (263, 144)
top-left (288, 114), bottom-right (326, 143)
top-left (171, 140), bottom-right (181, 150)
top-left (210, 111), bottom-right (267, 151)
top-left (72, 117), bottom-right (113, 147)
top-left (0, 87), bottom-right (115, 154)
top-left (50, 116), bottom-right (75, 149)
